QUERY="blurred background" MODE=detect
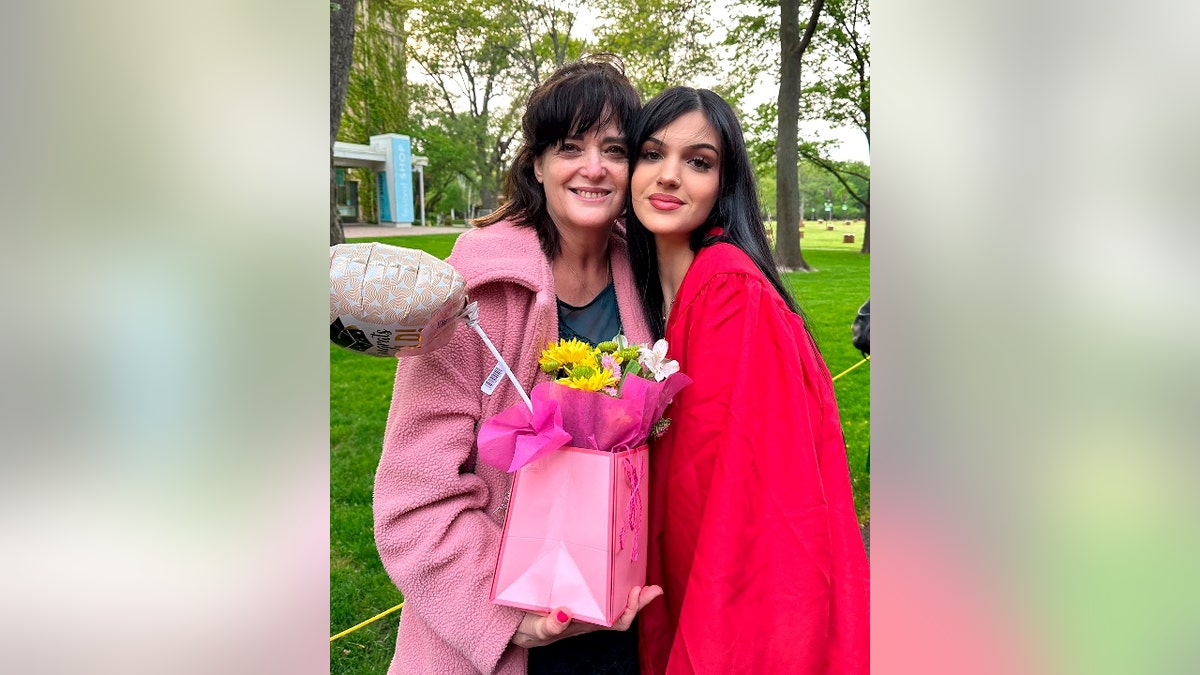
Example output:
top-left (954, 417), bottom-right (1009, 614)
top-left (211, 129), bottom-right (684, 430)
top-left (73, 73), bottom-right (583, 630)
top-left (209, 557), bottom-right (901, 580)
top-left (2, 0), bottom-right (1199, 672)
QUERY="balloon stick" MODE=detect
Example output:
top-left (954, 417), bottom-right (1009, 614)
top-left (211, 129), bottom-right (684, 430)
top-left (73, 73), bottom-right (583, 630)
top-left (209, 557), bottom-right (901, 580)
top-left (463, 303), bottom-right (533, 411)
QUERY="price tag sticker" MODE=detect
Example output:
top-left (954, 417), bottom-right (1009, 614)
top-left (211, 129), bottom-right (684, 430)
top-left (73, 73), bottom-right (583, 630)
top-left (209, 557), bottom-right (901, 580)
top-left (481, 363), bottom-right (505, 395)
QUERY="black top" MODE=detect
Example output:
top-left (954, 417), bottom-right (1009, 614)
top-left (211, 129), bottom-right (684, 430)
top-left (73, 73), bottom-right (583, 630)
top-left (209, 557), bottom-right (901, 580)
top-left (526, 625), bottom-right (640, 675)
top-left (527, 282), bottom-right (638, 675)
top-left (556, 282), bottom-right (622, 347)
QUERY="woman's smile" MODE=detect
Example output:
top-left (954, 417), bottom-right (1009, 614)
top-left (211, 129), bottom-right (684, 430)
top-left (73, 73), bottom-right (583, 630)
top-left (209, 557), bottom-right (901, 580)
top-left (570, 187), bottom-right (613, 200)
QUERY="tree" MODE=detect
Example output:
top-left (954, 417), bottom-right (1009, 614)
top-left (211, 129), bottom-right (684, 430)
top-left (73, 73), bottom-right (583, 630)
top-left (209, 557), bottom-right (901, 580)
top-left (337, 0), bottom-right (587, 226)
top-left (330, 0), bottom-right (357, 245)
top-left (724, 0), bottom-right (781, 102)
top-left (404, 0), bottom-right (594, 217)
top-left (802, 149), bottom-right (869, 235)
top-left (486, 0), bottom-right (589, 208)
top-left (775, 0), bottom-right (825, 270)
top-left (502, 0), bottom-right (582, 87)
top-left (750, 136), bottom-right (867, 222)
top-left (594, 0), bottom-right (720, 99)
top-left (799, 0), bottom-right (870, 252)
top-left (407, 100), bottom-right (483, 218)
top-left (406, 3), bottom-right (521, 215)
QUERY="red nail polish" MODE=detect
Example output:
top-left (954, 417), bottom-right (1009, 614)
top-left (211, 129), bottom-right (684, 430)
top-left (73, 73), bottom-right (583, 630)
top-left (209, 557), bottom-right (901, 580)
top-left (556, 611), bottom-right (569, 623)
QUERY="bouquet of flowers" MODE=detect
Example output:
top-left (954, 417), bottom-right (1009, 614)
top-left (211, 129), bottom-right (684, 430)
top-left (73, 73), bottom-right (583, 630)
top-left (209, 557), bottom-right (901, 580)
top-left (478, 336), bottom-right (689, 472)
top-left (478, 336), bottom-right (690, 626)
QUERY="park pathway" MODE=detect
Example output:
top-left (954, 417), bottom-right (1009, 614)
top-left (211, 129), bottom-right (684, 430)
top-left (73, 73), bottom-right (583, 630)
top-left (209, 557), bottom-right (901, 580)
top-left (343, 224), bottom-right (468, 238)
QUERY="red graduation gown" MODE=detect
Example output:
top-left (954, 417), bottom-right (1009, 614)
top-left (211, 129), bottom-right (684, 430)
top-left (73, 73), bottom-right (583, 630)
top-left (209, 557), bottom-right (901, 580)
top-left (639, 242), bottom-right (869, 674)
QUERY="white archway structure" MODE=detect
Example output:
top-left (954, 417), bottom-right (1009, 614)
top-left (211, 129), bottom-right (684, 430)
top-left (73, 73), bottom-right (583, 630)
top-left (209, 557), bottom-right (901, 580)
top-left (333, 133), bottom-right (428, 227)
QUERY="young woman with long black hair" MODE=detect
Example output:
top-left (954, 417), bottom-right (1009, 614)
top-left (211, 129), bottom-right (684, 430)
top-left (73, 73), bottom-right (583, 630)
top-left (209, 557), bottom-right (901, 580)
top-left (626, 87), bottom-right (869, 674)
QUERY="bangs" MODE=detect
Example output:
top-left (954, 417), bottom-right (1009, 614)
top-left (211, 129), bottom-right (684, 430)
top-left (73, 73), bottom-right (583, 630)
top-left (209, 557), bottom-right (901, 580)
top-left (530, 74), bottom-right (638, 149)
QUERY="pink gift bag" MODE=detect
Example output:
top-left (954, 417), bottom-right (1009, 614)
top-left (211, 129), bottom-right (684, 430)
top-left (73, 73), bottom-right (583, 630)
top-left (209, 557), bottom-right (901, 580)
top-left (490, 443), bottom-right (649, 627)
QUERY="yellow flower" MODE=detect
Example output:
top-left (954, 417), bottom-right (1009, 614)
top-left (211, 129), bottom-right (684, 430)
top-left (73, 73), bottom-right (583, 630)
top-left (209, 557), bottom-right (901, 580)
top-left (541, 338), bottom-right (598, 372)
top-left (561, 366), bottom-right (619, 392)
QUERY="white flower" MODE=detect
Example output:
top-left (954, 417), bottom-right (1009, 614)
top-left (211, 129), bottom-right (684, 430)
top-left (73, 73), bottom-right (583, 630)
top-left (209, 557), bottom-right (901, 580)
top-left (638, 339), bottom-right (680, 382)
top-left (612, 334), bottom-right (630, 350)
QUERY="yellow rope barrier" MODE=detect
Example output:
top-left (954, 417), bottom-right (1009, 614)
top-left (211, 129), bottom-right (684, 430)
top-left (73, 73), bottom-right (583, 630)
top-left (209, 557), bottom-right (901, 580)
top-left (831, 354), bottom-right (870, 382)
top-left (333, 356), bottom-right (870, 643)
top-left (330, 602), bottom-right (405, 643)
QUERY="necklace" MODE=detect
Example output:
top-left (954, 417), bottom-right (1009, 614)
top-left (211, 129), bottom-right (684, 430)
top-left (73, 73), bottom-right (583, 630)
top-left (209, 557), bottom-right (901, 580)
top-left (557, 255), bottom-right (610, 299)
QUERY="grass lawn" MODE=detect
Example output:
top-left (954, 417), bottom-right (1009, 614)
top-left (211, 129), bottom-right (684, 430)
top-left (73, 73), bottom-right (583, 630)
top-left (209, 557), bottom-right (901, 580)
top-left (782, 249), bottom-right (871, 523)
top-left (330, 233), bottom-right (870, 672)
top-left (766, 218), bottom-right (867, 251)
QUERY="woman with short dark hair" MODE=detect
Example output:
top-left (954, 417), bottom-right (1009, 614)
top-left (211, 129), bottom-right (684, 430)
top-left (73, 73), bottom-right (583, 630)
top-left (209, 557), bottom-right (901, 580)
top-left (374, 56), bottom-right (660, 675)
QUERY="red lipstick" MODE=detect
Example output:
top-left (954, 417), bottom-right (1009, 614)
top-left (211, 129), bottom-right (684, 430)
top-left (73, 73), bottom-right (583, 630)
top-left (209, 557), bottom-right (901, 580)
top-left (648, 193), bottom-right (684, 211)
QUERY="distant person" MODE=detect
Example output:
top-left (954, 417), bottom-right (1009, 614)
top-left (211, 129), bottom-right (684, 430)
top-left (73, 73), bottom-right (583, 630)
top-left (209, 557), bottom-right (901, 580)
top-left (852, 298), bottom-right (870, 356)
top-left (374, 55), bottom-right (660, 675)
top-left (627, 87), bottom-right (870, 674)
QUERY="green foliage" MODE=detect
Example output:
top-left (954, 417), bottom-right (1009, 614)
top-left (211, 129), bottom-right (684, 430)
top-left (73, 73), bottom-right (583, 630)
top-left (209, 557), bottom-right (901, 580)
top-left (795, 0), bottom-right (871, 215)
top-left (750, 136), bottom-right (869, 221)
top-left (594, 0), bottom-right (720, 99)
top-left (501, 0), bottom-right (590, 89)
top-left (757, 170), bottom-right (777, 217)
top-left (330, 233), bottom-right (870, 672)
top-left (800, 0), bottom-right (870, 142)
top-left (341, 0), bottom-right (409, 145)
top-left (405, 3), bottom-right (514, 212)
top-left (746, 121), bottom-right (869, 223)
top-left (726, 0), bottom-right (868, 146)
top-left (800, 145), bottom-right (869, 212)
top-left (340, 0), bottom-right (869, 232)
top-left (722, 0), bottom-right (783, 101)
top-left (348, 167), bottom-right (377, 223)
top-left (339, 0), bottom-right (412, 224)
top-left (408, 101), bottom-right (483, 215)
top-left (342, 0), bottom-right (590, 224)
top-left (404, 0), bottom-right (592, 215)
top-left (728, 0), bottom-right (870, 248)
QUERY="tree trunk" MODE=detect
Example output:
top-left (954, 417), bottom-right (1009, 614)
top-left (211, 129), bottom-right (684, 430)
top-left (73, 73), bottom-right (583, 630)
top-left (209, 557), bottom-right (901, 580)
top-left (480, 184), bottom-right (495, 216)
top-left (330, 0), bottom-right (358, 246)
top-left (861, 204), bottom-right (870, 254)
top-left (775, 0), bottom-right (824, 270)
top-left (330, 192), bottom-right (345, 245)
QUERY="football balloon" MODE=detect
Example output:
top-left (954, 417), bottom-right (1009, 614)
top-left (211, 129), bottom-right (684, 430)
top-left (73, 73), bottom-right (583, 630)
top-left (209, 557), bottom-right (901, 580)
top-left (329, 243), bottom-right (469, 357)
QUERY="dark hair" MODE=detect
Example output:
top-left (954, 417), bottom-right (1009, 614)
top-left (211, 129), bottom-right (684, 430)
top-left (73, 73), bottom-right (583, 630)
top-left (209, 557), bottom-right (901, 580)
top-left (626, 87), bottom-right (805, 339)
top-left (473, 54), bottom-right (641, 258)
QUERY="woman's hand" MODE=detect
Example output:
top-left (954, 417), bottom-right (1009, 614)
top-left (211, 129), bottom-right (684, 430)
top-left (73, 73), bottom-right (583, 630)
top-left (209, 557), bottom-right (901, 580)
top-left (510, 584), bottom-right (664, 648)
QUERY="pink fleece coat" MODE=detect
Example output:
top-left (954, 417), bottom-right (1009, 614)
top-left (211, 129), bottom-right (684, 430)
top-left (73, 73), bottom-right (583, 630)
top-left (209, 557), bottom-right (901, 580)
top-left (373, 220), bottom-right (652, 675)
